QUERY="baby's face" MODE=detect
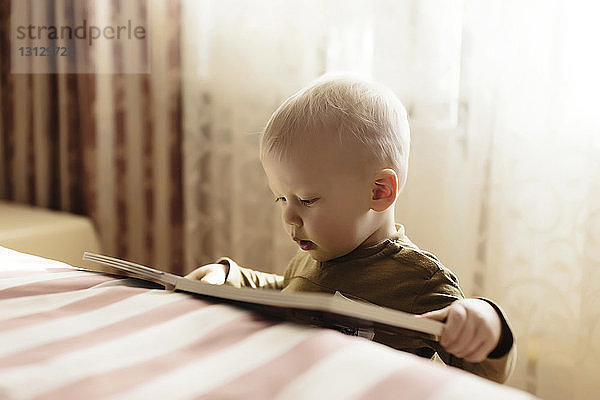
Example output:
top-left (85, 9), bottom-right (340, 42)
top-left (262, 135), bottom-right (380, 262)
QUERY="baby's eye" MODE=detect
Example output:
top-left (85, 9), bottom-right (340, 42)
top-left (300, 198), bottom-right (319, 206)
top-left (274, 196), bottom-right (286, 203)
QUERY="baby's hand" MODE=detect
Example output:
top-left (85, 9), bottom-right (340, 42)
top-left (185, 263), bottom-right (228, 285)
top-left (420, 299), bottom-right (502, 363)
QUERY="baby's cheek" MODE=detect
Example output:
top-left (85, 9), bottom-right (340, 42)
top-left (312, 214), bottom-right (340, 239)
top-left (321, 217), bottom-right (356, 246)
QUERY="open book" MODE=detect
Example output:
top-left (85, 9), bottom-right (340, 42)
top-left (81, 252), bottom-right (444, 339)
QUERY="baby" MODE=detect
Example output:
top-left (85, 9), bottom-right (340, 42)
top-left (186, 76), bottom-right (516, 383)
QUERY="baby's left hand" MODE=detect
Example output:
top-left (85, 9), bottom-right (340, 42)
top-left (420, 299), bottom-right (502, 363)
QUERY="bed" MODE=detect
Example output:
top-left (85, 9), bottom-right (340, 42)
top-left (0, 245), bottom-right (536, 400)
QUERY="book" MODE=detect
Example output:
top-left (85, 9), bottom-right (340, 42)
top-left (81, 252), bottom-right (444, 339)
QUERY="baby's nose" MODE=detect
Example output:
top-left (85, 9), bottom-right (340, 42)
top-left (283, 207), bottom-right (303, 227)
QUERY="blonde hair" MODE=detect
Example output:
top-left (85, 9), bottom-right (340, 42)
top-left (260, 75), bottom-right (411, 188)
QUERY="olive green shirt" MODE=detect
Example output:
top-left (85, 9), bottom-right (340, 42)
top-left (219, 225), bottom-right (516, 383)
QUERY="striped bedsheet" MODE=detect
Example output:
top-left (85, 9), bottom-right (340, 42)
top-left (0, 246), bottom-right (536, 400)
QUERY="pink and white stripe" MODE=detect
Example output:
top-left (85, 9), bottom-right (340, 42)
top-left (0, 247), bottom-right (537, 400)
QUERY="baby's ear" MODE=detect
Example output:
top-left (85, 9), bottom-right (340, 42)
top-left (370, 169), bottom-right (398, 212)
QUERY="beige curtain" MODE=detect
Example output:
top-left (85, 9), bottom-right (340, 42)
top-left (181, 1), bottom-right (600, 399)
top-left (0, 0), bottom-right (185, 274)
top-left (181, 0), bottom-right (329, 272)
top-left (458, 2), bottom-right (600, 398)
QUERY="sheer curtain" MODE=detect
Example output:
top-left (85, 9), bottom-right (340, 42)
top-left (181, 0), bottom-right (329, 272)
top-left (459, 2), bottom-right (600, 398)
top-left (181, 1), bottom-right (600, 398)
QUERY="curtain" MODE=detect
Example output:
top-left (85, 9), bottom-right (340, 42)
top-left (181, 0), bottom-right (330, 272)
top-left (181, 1), bottom-right (600, 399)
top-left (459, 2), bottom-right (600, 398)
top-left (0, 0), bottom-right (185, 274)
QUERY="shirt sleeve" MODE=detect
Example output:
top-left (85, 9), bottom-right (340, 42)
top-left (216, 257), bottom-right (284, 290)
top-left (412, 269), bottom-right (517, 383)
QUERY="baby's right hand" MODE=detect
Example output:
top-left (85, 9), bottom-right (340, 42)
top-left (185, 263), bottom-right (228, 285)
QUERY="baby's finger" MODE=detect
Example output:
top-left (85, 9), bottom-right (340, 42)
top-left (457, 331), bottom-right (484, 359)
top-left (200, 270), bottom-right (224, 285)
top-left (451, 327), bottom-right (481, 359)
top-left (419, 307), bottom-right (450, 322)
top-left (447, 317), bottom-right (478, 356)
top-left (440, 304), bottom-right (467, 348)
top-left (463, 341), bottom-right (492, 363)
top-left (185, 269), bottom-right (207, 280)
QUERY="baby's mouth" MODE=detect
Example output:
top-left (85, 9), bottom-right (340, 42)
top-left (294, 238), bottom-right (315, 250)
